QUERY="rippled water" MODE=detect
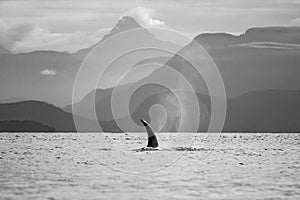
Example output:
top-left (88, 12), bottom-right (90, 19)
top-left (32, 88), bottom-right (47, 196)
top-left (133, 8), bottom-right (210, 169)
top-left (0, 133), bottom-right (299, 200)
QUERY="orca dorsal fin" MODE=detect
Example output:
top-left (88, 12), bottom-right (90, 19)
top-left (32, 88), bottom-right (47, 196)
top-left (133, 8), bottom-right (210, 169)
top-left (140, 119), bottom-right (159, 148)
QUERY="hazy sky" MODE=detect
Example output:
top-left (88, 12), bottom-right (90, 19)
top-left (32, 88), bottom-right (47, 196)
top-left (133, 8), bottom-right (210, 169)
top-left (0, 0), bottom-right (299, 53)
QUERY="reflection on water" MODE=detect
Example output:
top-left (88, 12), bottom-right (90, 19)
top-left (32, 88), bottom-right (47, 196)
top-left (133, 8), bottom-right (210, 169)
top-left (0, 133), bottom-right (299, 199)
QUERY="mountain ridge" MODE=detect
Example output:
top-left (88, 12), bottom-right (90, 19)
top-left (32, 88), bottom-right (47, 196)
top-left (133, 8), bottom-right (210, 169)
top-left (1, 89), bottom-right (300, 132)
top-left (195, 26), bottom-right (300, 49)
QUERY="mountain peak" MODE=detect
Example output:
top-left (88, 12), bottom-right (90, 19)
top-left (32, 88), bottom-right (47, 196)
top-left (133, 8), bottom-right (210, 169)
top-left (72, 16), bottom-right (155, 59)
top-left (105, 16), bottom-right (142, 37)
top-left (99, 16), bottom-right (143, 42)
top-left (118, 16), bottom-right (140, 25)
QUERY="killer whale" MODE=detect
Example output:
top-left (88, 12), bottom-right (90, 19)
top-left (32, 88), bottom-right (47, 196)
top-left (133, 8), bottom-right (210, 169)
top-left (140, 119), bottom-right (159, 148)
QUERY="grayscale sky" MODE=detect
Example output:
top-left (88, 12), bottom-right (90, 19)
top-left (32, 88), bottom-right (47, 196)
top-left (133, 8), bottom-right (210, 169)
top-left (0, 0), bottom-right (299, 52)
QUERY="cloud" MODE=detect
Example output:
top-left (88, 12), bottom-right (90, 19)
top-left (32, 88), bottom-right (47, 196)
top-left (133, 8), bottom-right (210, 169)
top-left (291, 17), bottom-right (300, 25)
top-left (40, 69), bottom-right (56, 76)
top-left (0, 19), bottom-right (15, 48)
top-left (0, 22), bottom-right (109, 53)
top-left (1, 6), bottom-right (167, 53)
top-left (0, 18), bottom-right (6, 31)
top-left (125, 7), bottom-right (166, 27)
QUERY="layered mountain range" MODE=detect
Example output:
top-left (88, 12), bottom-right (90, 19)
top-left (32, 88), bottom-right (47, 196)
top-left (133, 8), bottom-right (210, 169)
top-left (1, 17), bottom-right (300, 132)
top-left (0, 16), bottom-right (179, 106)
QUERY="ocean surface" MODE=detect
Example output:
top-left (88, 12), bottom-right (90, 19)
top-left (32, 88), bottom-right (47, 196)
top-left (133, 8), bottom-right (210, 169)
top-left (0, 133), bottom-right (299, 200)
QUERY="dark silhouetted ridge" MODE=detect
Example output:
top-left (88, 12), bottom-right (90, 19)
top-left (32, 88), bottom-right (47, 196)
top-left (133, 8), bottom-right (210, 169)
top-left (0, 120), bottom-right (55, 132)
top-left (0, 101), bottom-right (76, 132)
top-left (224, 90), bottom-right (300, 132)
